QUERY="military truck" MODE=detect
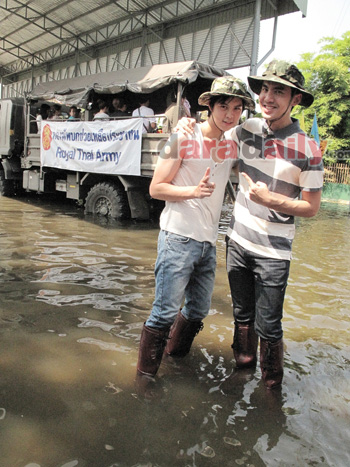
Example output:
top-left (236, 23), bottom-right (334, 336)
top-left (0, 61), bottom-right (230, 220)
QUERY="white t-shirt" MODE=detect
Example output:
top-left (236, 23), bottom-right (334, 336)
top-left (93, 112), bottom-right (110, 121)
top-left (132, 105), bottom-right (155, 133)
top-left (159, 124), bottom-right (234, 245)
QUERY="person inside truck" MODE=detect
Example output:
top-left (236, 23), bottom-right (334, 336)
top-left (35, 108), bottom-right (42, 133)
top-left (50, 104), bottom-right (64, 120)
top-left (136, 76), bottom-right (255, 383)
top-left (162, 93), bottom-right (191, 134)
top-left (93, 100), bottom-right (110, 121)
top-left (110, 97), bottom-right (129, 118)
top-left (110, 97), bottom-right (120, 115)
top-left (68, 105), bottom-right (80, 121)
top-left (36, 103), bottom-right (51, 132)
top-left (132, 95), bottom-right (156, 133)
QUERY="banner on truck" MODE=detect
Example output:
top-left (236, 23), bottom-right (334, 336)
top-left (40, 119), bottom-right (143, 176)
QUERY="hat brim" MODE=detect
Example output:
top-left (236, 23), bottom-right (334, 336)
top-left (247, 76), bottom-right (314, 107)
top-left (198, 92), bottom-right (255, 111)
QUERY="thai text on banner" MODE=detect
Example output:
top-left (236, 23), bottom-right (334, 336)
top-left (40, 119), bottom-right (143, 176)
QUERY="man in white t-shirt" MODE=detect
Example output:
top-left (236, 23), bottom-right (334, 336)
top-left (136, 77), bottom-right (255, 381)
top-left (132, 96), bottom-right (156, 133)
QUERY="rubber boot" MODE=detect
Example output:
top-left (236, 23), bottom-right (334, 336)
top-left (164, 310), bottom-right (203, 357)
top-left (260, 338), bottom-right (284, 389)
top-left (137, 324), bottom-right (169, 377)
top-left (231, 321), bottom-right (258, 368)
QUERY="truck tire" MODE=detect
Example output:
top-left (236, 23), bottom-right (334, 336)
top-left (0, 170), bottom-right (15, 197)
top-left (84, 182), bottom-right (130, 219)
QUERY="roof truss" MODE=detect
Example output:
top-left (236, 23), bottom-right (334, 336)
top-left (0, 0), bottom-right (303, 87)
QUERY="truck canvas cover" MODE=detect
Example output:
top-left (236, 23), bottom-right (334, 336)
top-left (27, 61), bottom-right (229, 107)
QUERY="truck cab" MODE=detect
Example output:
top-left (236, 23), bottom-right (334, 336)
top-left (0, 98), bottom-right (25, 195)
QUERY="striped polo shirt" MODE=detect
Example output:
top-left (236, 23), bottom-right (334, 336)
top-left (226, 118), bottom-right (324, 260)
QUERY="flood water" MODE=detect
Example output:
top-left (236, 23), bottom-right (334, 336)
top-left (0, 193), bottom-right (349, 467)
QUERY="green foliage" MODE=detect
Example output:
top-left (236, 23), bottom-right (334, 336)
top-left (294, 32), bottom-right (350, 164)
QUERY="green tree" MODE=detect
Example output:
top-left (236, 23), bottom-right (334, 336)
top-left (294, 31), bottom-right (350, 164)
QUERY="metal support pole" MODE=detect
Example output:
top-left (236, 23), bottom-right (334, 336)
top-left (141, 26), bottom-right (147, 67)
top-left (257, 11), bottom-right (278, 68)
top-left (31, 67), bottom-right (35, 93)
top-left (250, 0), bottom-right (262, 77)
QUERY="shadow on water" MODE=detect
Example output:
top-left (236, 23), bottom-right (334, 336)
top-left (0, 195), bottom-right (349, 466)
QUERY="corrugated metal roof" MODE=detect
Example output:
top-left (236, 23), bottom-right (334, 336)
top-left (0, 0), bottom-right (305, 95)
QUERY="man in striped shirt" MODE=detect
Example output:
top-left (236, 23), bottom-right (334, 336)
top-left (226, 60), bottom-right (323, 389)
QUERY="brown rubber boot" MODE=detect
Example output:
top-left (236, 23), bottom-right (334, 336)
top-left (260, 338), bottom-right (284, 389)
top-left (164, 310), bottom-right (203, 357)
top-left (137, 324), bottom-right (169, 377)
top-left (231, 321), bottom-right (258, 368)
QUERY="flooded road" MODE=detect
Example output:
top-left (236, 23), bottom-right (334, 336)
top-left (0, 194), bottom-right (349, 467)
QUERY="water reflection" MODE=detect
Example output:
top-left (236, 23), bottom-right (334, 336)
top-left (0, 194), bottom-right (349, 467)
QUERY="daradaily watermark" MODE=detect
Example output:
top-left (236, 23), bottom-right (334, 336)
top-left (156, 133), bottom-right (323, 166)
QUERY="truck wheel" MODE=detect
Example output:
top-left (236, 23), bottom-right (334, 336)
top-left (84, 182), bottom-right (130, 219)
top-left (0, 170), bottom-right (15, 197)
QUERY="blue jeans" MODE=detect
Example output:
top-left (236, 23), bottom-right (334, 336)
top-left (226, 239), bottom-right (290, 341)
top-left (146, 230), bottom-right (216, 329)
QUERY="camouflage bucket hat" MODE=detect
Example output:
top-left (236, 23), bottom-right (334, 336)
top-left (247, 59), bottom-right (314, 107)
top-left (198, 76), bottom-right (255, 111)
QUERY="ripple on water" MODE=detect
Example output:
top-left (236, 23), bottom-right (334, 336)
top-left (77, 337), bottom-right (132, 353)
top-left (36, 290), bottom-right (144, 310)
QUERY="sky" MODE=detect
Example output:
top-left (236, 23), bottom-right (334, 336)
top-left (232, 0), bottom-right (350, 80)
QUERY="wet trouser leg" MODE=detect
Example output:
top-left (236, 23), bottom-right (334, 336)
top-left (226, 239), bottom-right (290, 385)
top-left (139, 230), bottom-right (215, 374)
top-left (146, 230), bottom-right (216, 329)
top-left (163, 239), bottom-right (215, 356)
